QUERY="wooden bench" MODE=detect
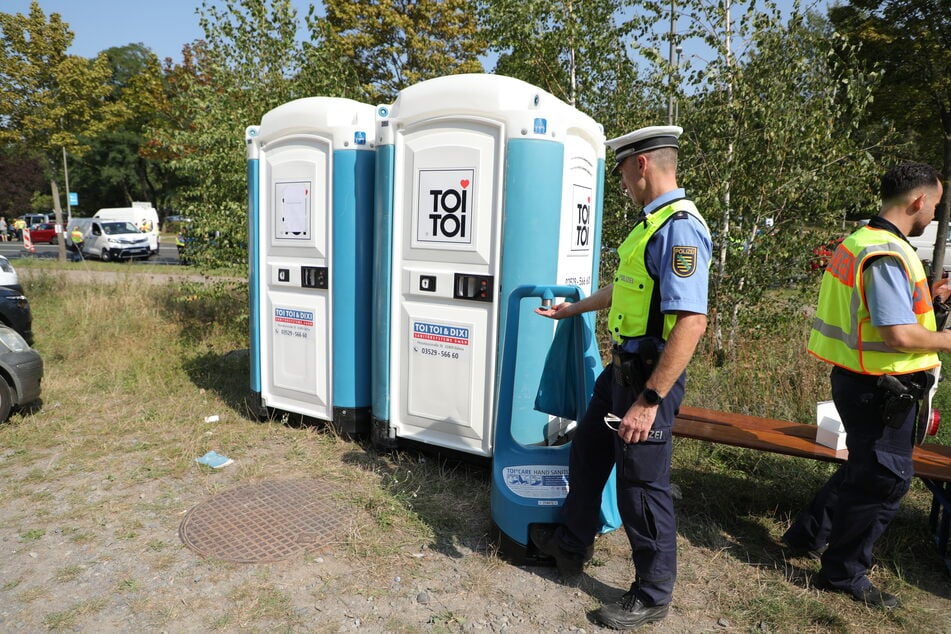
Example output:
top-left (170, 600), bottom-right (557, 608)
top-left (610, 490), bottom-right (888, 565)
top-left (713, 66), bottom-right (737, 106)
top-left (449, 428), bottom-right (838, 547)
top-left (673, 405), bottom-right (951, 575)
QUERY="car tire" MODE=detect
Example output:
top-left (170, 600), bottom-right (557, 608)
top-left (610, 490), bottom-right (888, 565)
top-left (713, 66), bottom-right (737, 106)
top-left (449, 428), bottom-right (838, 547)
top-left (101, 249), bottom-right (110, 262)
top-left (0, 377), bottom-right (13, 422)
top-left (49, 236), bottom-right (57, 245)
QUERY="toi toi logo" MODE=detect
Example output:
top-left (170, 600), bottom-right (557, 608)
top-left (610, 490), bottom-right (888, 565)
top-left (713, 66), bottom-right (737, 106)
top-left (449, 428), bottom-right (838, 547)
top-left (571, 186), bottom-right (593, 252)
top-left (427, 179), bottom-right (471, 239)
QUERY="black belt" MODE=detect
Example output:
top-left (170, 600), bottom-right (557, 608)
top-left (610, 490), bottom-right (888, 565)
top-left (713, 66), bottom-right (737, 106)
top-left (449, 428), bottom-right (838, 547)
top-left (832, 366), bottom-right (925, 385)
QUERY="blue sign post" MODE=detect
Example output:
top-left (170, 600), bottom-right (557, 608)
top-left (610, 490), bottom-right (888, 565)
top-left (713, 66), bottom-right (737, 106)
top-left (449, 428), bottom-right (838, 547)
top-left (68, 192), bottom-right (78, 206)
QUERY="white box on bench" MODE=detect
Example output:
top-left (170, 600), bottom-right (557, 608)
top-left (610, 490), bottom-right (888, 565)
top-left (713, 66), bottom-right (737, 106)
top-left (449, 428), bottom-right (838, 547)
top-left (816, 400), bottom-right (847, 451)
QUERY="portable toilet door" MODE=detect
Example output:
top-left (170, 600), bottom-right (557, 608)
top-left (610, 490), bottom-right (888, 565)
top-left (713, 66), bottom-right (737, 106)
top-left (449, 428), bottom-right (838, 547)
top-left (371, 74), bottom-right (605, 457)
top-left (248, 97), bottom-right (376, 433)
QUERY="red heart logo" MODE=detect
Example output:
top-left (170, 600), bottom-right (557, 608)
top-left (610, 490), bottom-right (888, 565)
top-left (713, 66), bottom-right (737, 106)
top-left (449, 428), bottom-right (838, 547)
top-left (460, 179), bottom-right (470, 189)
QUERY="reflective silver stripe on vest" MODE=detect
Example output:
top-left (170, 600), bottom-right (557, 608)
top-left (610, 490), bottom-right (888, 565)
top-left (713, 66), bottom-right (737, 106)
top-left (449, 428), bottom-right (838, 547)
top-left (810, 317), bottom-right (895, 353)
top-left (812, 240), bottom-right (916, 354)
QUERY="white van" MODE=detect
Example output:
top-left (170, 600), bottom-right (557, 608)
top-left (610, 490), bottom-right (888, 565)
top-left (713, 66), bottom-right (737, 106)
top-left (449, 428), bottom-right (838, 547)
top-left (908, 221), bottom-right (951, 273)
top-left (93, 203), bottom-right (159, 255)
top-left (69, 218), bottom-right (151, 261)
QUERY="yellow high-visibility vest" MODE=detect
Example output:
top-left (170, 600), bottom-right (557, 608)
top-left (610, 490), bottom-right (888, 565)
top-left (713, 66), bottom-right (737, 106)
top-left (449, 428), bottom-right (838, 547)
top-left (607, 199), bottom-right (709, 343)
top-left (807, 225), bottom-right (939, 374)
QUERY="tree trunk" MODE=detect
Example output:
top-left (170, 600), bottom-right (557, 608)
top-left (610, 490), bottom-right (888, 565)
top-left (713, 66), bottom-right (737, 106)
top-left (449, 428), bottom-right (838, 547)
top-left (49, 180), bottom-right (68, 262)
top-left (932, 118), bottom-right (951, 284)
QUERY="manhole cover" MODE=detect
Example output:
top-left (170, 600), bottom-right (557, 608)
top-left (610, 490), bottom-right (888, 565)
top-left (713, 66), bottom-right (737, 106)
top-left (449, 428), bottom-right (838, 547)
top-left (179, 478), bottom-right (350, 563)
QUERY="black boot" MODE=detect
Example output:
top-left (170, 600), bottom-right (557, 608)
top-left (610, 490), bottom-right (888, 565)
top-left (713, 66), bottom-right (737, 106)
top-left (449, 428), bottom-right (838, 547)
top-left (594, 584), bottom-right (669, 630)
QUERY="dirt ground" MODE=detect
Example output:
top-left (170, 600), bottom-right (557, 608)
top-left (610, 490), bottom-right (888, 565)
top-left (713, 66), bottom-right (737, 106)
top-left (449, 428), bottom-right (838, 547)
top-left (0, 486), bottom-right (738, 633)
top-left (1, 427), bottom-right (948, 633)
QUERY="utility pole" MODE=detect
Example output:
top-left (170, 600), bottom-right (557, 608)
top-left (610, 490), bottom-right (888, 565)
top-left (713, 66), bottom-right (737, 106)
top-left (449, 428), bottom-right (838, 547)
top-left (673, 45), bottom-right (683, 125)
top-left (63, 147), bottom-right (72, 227)
top-left (667, 0), bottom-right (676, 125)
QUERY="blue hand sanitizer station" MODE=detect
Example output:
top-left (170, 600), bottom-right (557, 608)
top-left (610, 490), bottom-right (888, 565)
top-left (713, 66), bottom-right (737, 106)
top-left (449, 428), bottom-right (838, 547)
top-left (247, 97), bottom-right (376, 433)
top-left (370, 74), bottom-right (620, 559)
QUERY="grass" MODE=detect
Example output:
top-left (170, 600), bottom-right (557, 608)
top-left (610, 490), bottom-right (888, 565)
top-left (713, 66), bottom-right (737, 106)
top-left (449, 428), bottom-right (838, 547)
top-left (0, 265), bottom-right (947, 631)
top-left (10, 243), bottom-right (245, 278)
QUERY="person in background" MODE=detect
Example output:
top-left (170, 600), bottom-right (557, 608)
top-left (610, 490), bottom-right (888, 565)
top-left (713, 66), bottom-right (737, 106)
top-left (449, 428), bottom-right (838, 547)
top-left (0, 218), bottom-right (7, 242)
top-left (783, 162), bottom-right (949, 609)
top-left (531, 125), bottom-right (712, 631)
top-left (70, 225), bottom-right (85, 262)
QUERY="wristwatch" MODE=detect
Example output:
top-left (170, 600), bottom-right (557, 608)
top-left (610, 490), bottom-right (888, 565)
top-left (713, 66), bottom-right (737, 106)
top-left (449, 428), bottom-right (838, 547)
top-left (641, 388), bottom-right (664, 406)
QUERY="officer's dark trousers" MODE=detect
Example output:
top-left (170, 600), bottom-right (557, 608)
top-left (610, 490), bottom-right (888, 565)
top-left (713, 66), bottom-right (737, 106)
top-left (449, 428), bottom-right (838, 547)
top-left (784, 367), bottom-right (914, 593)
top-left (555, 363), bottom-right (685, 606)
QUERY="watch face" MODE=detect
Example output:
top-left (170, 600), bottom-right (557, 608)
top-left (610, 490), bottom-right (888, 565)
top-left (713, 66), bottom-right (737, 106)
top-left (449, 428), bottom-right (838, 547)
top-left (644, 389), bottom-right (663, 404)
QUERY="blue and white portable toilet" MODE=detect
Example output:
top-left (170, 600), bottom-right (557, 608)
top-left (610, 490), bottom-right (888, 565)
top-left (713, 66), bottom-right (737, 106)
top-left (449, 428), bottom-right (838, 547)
top-left (247, 97), bottom-right (376, 433)
top-left (371, 74), bottom-right (619, 558)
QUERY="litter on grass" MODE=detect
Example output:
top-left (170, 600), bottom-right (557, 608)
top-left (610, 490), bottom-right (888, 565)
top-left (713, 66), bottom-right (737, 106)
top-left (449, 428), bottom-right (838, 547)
top-left (195, 451), bottom-right (233, 469)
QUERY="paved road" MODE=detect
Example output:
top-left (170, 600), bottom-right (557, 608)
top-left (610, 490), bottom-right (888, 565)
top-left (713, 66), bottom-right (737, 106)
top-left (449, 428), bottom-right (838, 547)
top-left (0, 238), bottom-right (182, 265)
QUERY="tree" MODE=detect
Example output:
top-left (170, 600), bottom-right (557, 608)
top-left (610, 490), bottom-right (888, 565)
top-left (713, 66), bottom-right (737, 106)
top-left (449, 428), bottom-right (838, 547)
top-left (829, 0), bottom-right (951, 281)
top-left (479, 0), bottom-right (638, 108)
top-left (71, 44), bottom-right (181, 213)
top-left (319, 0), bottom-right (485, 103)
top-left (153, 0), bottom-right (359, 269)
top-left (630, 1), bottom-right (883, 361)
top-left (0, 146), bottom-right (44, 217)
top-left (0, 1), bottom-right (121, 215)
top-left (478, 0), bottom-right (652, 255)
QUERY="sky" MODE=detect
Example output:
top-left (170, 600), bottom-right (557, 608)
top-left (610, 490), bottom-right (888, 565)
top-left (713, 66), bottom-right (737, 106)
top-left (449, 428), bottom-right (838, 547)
top-left (4, 0), bottom-right (317, 63)
top-left (5, 0), bottom-right (831, 67)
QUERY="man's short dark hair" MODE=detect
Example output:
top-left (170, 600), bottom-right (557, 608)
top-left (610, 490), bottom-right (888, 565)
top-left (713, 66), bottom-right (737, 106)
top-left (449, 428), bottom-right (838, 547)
top-left (880, 162), bottom-right (941, 201)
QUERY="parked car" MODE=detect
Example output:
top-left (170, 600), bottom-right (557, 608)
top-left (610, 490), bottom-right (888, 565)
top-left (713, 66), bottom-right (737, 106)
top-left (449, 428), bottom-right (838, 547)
top-left (0, 256), bottom-right (20, 290)
top-left (0, 324), bottom-right (43, 422)
top-left (0, 286), bottom-right (32, 345)
top-left (165, 215), bottom-right (191, 228)
top-left (909, 221), bottom-right (951, 273)
top-left (20, 213), bottom-right (50, 228)
top-left (26, 222), bottom-right (60, 245)
top-left (810, 236), bottom-right (845, 271)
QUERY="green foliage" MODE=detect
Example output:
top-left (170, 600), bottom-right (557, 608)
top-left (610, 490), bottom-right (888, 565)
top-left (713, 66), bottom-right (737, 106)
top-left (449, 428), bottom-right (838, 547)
top-left (69, 44), bottom-right (183, 212)
top-left (829, 0), bottom-right (951, 170)
top-left (829, 0), bottom-right (951, 279)
top-left (478, 0), bottom-right (653, 251)
top-left (630, 0), bottom-right (883, 358)
top-left (479, 0), bottom-right (639, 110)
top-left (320, 0), bottom-right (486, 103)
top-left (29, 191), bottom-right (52, 214)
top-left (0, 1), bottom-right (122, 169)
top-left (152, 0), bottom-right (348, 270)
top-left (0, 147), bottom-right (45, 217)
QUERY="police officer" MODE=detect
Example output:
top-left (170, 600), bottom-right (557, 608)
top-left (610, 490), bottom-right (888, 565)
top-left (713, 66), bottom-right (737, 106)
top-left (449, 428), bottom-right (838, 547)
top-left (783, 162), bottom-right (948, 609)
top-left (531, 125), bottom-right (711, 630)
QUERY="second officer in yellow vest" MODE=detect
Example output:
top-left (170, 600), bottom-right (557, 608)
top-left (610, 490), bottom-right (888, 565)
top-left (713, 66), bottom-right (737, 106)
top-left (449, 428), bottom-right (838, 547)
top-left (531, 125), bottom-right (712, 630)
top-left (784, 162), bottom-right (949, 609)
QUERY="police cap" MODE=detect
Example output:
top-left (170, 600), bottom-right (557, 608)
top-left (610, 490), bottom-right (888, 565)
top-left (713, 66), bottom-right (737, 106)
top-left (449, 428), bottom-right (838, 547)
top-left (606, 125), bottom-right (683, 173)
